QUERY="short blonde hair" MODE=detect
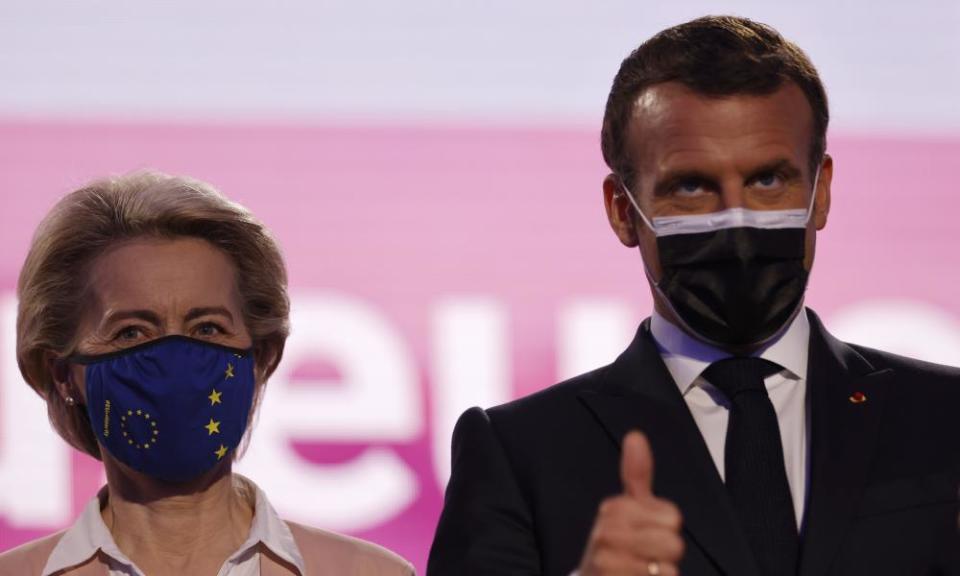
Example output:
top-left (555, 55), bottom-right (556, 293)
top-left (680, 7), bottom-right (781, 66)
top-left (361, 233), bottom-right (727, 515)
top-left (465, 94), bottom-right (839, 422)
top-left (17, 171), bottom-right (290, 459)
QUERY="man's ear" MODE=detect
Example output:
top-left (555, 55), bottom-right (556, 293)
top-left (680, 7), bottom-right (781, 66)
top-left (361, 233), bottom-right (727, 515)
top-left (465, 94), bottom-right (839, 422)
top-left (814, 154), bottom-right (833, 231)
top-left (603, 174), bottom-right (640, 247)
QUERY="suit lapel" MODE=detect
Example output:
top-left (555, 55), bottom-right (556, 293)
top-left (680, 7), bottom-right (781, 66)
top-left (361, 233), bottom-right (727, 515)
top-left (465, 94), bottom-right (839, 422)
top-left (579, 321), bottom-right (761, 576)
top-left (798, 311), bottom-right (893, 576)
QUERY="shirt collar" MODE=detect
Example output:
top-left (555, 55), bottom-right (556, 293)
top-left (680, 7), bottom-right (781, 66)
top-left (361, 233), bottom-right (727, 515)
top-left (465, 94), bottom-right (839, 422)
top-left (226, 476), bottom-right (306, 574)
top-left (42, 475), bottom-right (306, 576)
top-left (41, 486), bottom-right (136, 576)
top-left (649, 307), bottom-right (811, 396)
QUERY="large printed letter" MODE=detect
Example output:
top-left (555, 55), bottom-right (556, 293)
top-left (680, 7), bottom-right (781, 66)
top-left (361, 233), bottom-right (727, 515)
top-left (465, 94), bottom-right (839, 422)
top-left (558, 299), bottom-right (636, 380)
top-left (237, 293), bottom-right (421, 531)
top-left (430, 298), bottom-right (510, 489)
top-left (829, 299), bottom-right (960, 366)
top-left (0, 295), bottom-right (71, 526)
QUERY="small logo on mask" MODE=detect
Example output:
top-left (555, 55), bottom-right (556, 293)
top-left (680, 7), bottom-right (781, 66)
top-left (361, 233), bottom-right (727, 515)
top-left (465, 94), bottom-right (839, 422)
top-left (120, 409), bottom-right (159, 450)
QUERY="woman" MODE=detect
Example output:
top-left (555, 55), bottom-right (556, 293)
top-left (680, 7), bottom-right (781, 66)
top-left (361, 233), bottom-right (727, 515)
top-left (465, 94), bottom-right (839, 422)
top-left (0, 172), bottom-right (414, 575)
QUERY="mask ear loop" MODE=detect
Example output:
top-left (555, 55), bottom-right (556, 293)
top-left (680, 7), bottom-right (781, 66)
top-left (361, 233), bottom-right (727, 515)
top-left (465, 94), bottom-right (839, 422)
top-left (617, 179), bottom-right (673, 293)
top-left (779, 165), bottom-right (821, 340)
top-left (618, 182), bottom-right (699, 341)
top-left (617, 178), bottom-right (673, 291)
top-left (618, 182), bottom-right (657, 233)
top-left (802, 167), bottom-right (822, 226)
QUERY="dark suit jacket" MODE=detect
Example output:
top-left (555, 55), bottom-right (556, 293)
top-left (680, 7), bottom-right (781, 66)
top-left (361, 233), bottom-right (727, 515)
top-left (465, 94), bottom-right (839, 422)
top-left (428, 309), bottom-right (960, 575)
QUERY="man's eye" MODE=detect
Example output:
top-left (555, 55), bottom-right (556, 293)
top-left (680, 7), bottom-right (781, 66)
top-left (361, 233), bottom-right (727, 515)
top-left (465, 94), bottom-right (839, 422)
top-left (673, 180), bottom-right (708, 197)
top-left (753, 173), bottom-right (783, 189)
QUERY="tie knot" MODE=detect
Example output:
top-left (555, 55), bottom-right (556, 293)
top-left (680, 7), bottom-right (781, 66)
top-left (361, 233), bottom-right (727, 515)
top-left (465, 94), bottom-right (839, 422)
top-left (701, 357), bottom-right (782, 399)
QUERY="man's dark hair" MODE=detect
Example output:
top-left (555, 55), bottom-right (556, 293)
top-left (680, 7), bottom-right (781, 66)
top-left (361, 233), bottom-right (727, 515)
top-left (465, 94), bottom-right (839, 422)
top-left (601, 15), bottom-right (829, 188)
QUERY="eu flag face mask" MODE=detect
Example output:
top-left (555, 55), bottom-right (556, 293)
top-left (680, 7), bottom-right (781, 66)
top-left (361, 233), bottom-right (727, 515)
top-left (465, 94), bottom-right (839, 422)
top-left (622, 175), bottom-right (818, 348)
top-left (73, 336), bottom-right (256, 483)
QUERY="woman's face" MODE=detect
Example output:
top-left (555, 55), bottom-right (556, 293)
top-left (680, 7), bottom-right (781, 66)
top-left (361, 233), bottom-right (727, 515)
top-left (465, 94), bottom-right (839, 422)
top-left (68, 237), bottom-right (252, 400)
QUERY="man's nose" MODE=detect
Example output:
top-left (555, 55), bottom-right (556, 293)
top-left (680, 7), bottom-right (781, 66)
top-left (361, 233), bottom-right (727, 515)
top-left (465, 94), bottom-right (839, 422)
top-left (719, 179), bottom-right (748, 210)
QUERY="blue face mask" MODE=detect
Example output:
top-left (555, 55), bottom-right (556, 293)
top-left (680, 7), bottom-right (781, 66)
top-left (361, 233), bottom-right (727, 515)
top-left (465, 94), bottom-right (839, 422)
top-left (73, 336), bottom-right (256, 483)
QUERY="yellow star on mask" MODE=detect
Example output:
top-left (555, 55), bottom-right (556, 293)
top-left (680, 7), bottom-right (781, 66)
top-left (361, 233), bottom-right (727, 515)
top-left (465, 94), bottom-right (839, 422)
top-left (225, 363), bottom-right (235, 379)
top-left (205, 418), bottom-right (221, 435)
top-left (208, 389), bottom-right (222, 406)
top-left (215, 444), bottom-right (228, 460)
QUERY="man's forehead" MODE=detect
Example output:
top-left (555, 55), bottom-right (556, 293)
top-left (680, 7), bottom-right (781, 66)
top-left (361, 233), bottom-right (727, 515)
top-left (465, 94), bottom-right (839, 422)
top-left (627, 81), bottom-right (814, 171)
top-left (629, 81), bottom-right (813, 135)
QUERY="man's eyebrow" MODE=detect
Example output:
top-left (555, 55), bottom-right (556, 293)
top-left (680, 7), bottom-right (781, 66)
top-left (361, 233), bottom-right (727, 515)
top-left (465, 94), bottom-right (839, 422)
top-left (653, 169), bottom-right (720, 195)
top-left (747, 158), bottom-right (803, 179)
top-left (184, 306), bottom-right (235, 323)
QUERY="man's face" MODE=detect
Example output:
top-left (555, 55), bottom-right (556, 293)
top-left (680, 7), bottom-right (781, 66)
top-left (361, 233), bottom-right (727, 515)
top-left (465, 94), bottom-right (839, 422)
top-left (602, 81), bottom-right (833, 320)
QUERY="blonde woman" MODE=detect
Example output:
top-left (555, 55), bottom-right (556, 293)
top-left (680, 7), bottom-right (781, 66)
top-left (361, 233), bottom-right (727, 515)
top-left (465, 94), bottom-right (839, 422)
top-left (0, 172), bottom-right (414, 576)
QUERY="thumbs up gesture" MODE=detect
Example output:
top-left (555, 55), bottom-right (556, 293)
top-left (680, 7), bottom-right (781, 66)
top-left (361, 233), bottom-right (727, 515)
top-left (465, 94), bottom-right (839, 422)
top-left (578, 431), bottom-right (685, 575)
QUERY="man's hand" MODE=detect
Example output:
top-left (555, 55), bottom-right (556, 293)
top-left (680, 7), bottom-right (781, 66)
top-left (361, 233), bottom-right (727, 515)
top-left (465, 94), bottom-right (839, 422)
top-left (578, 431), bottom-right (685, 575)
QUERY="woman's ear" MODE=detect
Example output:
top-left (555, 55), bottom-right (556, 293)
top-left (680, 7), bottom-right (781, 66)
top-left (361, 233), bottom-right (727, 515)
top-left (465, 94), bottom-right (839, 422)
top-left (45, 350), bottom-right (77, 403)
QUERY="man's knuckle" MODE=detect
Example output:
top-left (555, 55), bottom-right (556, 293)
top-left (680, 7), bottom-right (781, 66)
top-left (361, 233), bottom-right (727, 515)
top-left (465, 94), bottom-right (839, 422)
top-left (592, 526), bottom-right (612, 546)
top-left (593, 549), bottom-right (617, 570)
top-left (660, 564), bottom-right (680, 576)
top-left (664, 535), bottom-right (685, 561)
top-left (660, 502), bottom-right (683, 529)
top-left (598, 498), bottom-right (617, 516)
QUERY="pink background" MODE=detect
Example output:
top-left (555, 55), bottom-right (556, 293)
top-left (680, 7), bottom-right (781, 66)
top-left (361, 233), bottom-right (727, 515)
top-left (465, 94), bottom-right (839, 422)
top-left (1, 121), bottom-right (959, 571)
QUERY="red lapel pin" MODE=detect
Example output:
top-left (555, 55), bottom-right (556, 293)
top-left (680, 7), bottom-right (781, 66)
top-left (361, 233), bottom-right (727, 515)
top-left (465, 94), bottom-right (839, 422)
top-left (848, 391), bottom-right (867, 404)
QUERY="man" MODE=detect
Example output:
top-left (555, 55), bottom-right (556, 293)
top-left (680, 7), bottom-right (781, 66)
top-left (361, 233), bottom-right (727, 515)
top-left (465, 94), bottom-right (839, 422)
top-left (427, 15), bottom-right (960, 576)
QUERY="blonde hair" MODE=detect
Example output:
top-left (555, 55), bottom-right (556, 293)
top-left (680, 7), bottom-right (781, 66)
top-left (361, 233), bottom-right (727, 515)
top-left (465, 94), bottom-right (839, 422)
top-left (17, 171), bottom-right (290, 458)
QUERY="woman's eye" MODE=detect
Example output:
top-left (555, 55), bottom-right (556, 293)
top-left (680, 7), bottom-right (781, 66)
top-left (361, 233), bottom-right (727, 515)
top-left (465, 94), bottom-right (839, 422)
top-left (194, 322), bottom-right (224, 337)
top-left (113, 326), bottom-right (145, 341)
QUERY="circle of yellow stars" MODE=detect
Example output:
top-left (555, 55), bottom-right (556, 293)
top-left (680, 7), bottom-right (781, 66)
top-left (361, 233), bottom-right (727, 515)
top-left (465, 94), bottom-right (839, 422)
top-left (120, 409), bottom-right (159, 450)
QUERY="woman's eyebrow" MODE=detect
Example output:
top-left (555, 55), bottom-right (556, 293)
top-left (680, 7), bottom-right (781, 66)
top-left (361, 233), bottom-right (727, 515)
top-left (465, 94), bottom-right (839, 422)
top-left (184, 306), bottom-right (234, 323)
top-left (101, 309), bottom-right (162, 328)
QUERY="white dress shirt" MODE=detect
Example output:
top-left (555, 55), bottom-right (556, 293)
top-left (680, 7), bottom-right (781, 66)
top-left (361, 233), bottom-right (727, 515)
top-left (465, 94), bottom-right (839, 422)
top-left (41, 475), bottom-right (306, 576)
top-left (649, 309), bottom-right (811, 528)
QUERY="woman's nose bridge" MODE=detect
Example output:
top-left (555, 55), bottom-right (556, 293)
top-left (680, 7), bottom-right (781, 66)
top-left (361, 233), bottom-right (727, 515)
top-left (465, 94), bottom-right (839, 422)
top-left (154, 308), bottom-right (187, 336)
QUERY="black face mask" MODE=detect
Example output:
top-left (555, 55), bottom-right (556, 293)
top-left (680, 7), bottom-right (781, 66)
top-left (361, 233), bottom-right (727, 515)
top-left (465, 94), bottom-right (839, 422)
top-left (653, 226), bottom-right (809, 348)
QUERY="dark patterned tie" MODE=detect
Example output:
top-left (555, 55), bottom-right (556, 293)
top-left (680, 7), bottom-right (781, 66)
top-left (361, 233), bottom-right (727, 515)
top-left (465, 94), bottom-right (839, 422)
top-left (702, 357), bottom-right (799, 576)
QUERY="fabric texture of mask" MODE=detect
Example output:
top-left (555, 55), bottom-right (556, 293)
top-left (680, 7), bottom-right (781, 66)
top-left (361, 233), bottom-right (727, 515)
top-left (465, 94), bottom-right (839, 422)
top-left (74, 336), bottom-right (256, 483)
top-left (623, 187), bottom-right (816, 348)
top-left (654, 225), bottom-right (809, 347)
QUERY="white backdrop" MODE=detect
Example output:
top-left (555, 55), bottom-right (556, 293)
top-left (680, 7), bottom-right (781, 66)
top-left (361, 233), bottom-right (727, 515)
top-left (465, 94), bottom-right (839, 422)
top-left (2, 0), bottom-right (958, 130)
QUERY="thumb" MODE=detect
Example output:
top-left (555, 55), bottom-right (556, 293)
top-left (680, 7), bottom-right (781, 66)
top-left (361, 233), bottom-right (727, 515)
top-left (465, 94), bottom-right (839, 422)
top-left (621, 431), bottom-right (654, 499)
